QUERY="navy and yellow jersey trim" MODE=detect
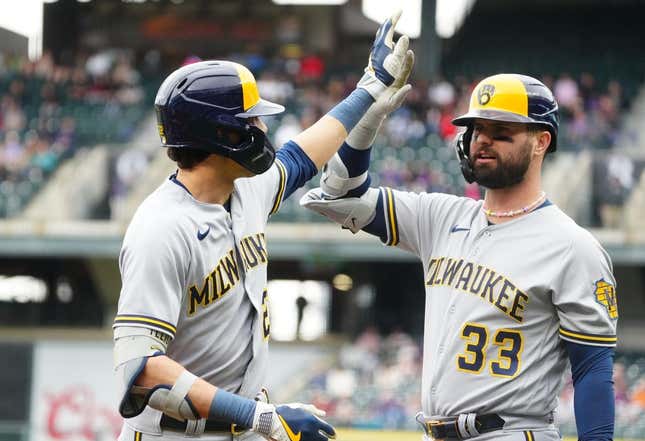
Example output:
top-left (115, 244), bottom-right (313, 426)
top-left (523, 430), bottom-right (534, 441)
top-left (269, 160), bottom-right (287, 215)
top-left (113, 314), bottom-right (177, 339)
top-left (382, 187), bottom-right (399, 246)
top-left (134, 431), bottom-right (142, 441)
top-left (559, 327), bottom-right (617, 346)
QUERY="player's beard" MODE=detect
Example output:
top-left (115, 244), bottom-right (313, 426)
top-left (471, 138), bottom-right (533, 189)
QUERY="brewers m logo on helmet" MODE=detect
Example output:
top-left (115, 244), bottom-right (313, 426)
top-left (594, 279), bottom-right (618, 319)
top-left (477, 84), bottom-right (496, 105)
top-left (157, 124), bottom-right (166, 144)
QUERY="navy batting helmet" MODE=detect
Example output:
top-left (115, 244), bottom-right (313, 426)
top-left (452, 74), bottom-right (559, 183)
top-left (154, 60), bottom-right (285, 174)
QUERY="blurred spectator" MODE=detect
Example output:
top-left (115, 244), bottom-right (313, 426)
top-left (632, 378), bottom-right (645, 409)
top-left (300, 53), bottom-right (325, 81)
top-left (554, 73), bottom-right (579, 109)
top-left (598, 153), bottom-right (634, 228)
top-left (427, 77), bottom-right (456, 108)
top-left (614, 362), bottom-right (630, 404)
top-left (110, 148), bottom-right (150, 220)
top-left (1, 96), bottom-right (25, 131)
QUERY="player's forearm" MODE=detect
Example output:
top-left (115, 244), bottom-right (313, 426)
top-left (294, 87), bottom-right (374, 169)
top-left (566, 342), bottom-right (615, 440)
top-left (138, 355), bottom-right (259, 426)
top-left (293, 115), bottom-right (349, 170)
top-left (139, 355), bottom-right (216, 418)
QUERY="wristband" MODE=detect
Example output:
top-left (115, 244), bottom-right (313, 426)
top-left (208, 389), bottom-right (256, 428)
top-left (328, 88), bottom-right (374, 133)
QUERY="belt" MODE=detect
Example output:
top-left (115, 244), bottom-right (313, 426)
top-left (417, 413), bottom-right (505, 440)
top-left (160, 414), bottom-right (248, 435)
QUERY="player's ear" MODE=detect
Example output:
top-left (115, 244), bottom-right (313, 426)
top-left (533, 130), bottom-right (551, 157)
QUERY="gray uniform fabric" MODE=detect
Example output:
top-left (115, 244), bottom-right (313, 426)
top-left (114, 161), bottom-right (288, 439)
top-left (118, 421), bottom-right (266, 441)
top-left (422, 428), bottom-right (561, 441)
top-left (377, 189), bottom-right (617, 430)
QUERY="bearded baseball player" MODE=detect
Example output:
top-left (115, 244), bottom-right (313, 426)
top-left (112, 11), bottom-right (414, 441)
top-left (302, 74), bottom-right (618, 441)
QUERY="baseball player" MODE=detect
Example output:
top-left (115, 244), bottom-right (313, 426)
top-left (302, 74), bottom-right (617, 440)
top-left (111, 11), bottom-right (414, 441)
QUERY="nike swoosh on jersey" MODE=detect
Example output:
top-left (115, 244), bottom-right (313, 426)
top-left (278, 415), bottom-right (301, 441)
top-left (450, 225), bottom-right (470, 233)
top-left (197, 227), bottom-right (211, 241)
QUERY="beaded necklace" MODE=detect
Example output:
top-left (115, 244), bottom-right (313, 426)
top-left (483, 191), bottom-right (546, 218)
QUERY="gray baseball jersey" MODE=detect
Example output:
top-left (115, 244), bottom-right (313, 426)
top-left (377, 188), bottom-right (617, 419)
top-left (113, 160), bottom-right (288, 434)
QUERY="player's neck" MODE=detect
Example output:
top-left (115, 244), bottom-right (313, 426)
top-left (483, 173), bottom-right (544, 223)
top-left (175, 161), bottom-right (237, 205)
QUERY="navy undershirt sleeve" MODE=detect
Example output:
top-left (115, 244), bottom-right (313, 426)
top-left (565, 341), bottom-right (615, 441)
top-left (363, 189), bottom-right (387, 242)
top-left (275, 141), bottom-right (319, 200)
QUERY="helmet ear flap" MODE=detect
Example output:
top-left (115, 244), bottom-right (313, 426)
top-left (226, 125), bottom-right (276, 174)
top-left (454, 127), bottom-right (476, 183)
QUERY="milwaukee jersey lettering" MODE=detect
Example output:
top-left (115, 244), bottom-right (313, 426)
top-left (114, 161), bottom-right (288, 435)
top-left (378, 189), bottom-right (617, 418)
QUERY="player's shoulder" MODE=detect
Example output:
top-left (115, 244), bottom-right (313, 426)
top-left (125, 179), bottom-right (191, 241)
top-left (542, 204), bottom-right (608, 258)
top-left (393, 188), bottom-right (480, 207)
top-left (415, 191), bottom-right (483, 215)
top-left (389, 188), bottom-right (482, 218)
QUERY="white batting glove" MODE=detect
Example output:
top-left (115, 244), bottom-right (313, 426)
top-left (320, 52), bottom-right (414, 200)
top-left (357, 9), bottom-right (413, 100)
top-left (300, 187), bottom-right (380, 234)
top-left (252, 402), bottom-right (335, 441)
top-left (349, 50), bottom-right (415, 149)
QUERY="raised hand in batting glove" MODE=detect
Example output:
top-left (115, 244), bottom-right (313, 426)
top-left (357, 9), bottom-right (413, 101)
top-left (320, 50), bottom-right (414, 198)
top-left (307, 31), bottom-right (414, 200)
top-left (252, 401), bottom-right (335, 441)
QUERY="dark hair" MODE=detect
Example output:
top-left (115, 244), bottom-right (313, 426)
top-left (166, 147), bottom-right (212, 169)
top-left (166, 127), bottom-right (245, 169)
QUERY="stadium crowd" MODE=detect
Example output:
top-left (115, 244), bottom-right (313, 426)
top-left (296, 328), bottom-right (645, 437)
top-left (0, 49), bottom-right (638, 223)
top-left (256, 56), bottom-right (630, 152)
top-left (252, 54), bottom-right (635, 222)
top-left (0, 51), bottom-right (146, 216)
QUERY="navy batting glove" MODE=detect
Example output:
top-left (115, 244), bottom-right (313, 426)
top-left (368, 11), bottom-right (399, 86)
top-left (252, 401), bottom-right (336, 441)
top-left (276, 405), bottom-right (336, 441)
top-left (357, 10), bottom-right (411, 100)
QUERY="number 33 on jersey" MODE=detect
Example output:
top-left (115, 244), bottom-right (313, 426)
top-left (377, 190), bottom-right (617, 416)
